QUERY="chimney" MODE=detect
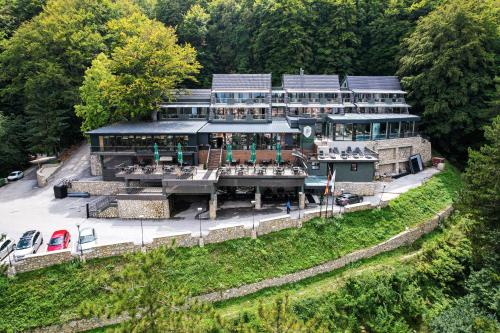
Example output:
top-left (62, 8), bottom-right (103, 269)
top-left (300, 68), bottom-right (304, 76)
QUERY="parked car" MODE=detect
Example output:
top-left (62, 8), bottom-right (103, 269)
top-left (47, 230), bottom-right (71, 252)
top-left (7, 171), bottom-right (24, 181)
top-left (0, 236), bottom-right (15, 261)
top-left (335, 193), bottom-right (363, 206)
top-left (14, 230), bottom-right (43, 261)
top-left (77, 228), bottom-right (97, 253)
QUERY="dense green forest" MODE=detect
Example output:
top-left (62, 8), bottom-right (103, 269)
top-left (0, 0), bottom-right (498, 175)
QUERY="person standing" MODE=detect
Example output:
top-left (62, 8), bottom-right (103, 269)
top-left (286, 199), bottom-right (291, 214)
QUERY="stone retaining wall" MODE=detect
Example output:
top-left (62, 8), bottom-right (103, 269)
top-left (83, 242), bottom-right (140, 260)
top-left (204, 225), bottom-right (246, 244)
top-left (117, 199), bottom-right (169, 219)
top-left (150, 233), bottom-right (197, 248)
top-left (258, 215), bottom-right (298, 235)
top-left (70, 181), bottom-right (124, 196)
top-left (36, 163), bottom-right (63, 187)
top-left (344, 202), bottom-right (373, 213)
top-left (14, 249), bottom-right (73, 273)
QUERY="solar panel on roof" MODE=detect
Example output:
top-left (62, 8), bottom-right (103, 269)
top-left (346, 76), bottom-right (402, 90)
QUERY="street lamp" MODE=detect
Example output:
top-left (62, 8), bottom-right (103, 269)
top-left (139, 215), bottom-right (145, 247)
top-left (250, 200), bottom-right (256, 230)
top-left (197, 207), bottom-right (203, 238)
top-left (378, 185), bottom-right (386, 208)
top-left (76, 224), bottom-right (82, 256)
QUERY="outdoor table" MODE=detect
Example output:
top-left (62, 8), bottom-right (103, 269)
top-left (261, 159), bottom-right (271, 166)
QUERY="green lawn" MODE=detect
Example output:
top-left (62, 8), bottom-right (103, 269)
top-left (0, 165), bottom-right (461, 331)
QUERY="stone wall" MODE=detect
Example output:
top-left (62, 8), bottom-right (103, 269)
top-left (257, 215), bottom-right (299, 236)
top-left (14, 249), bottom-right (73, 273)
top-left (204, 225), bottom-right (246, 244)
top-left (90, 154), bottom-right (102, 176)
top-left (334, 181), bottom-right (377, 196)
top-left (70, 180), bottom-right (124, 196)
top-left (36, 163), bottom-right (63, 187)
top-left (344, 202), bottom-right (373, 213)
top-left (83, 242), bottom-right (140, 260)
top-left (96, 206), bottom-right (118, 218)
top-left (117, 199), bottom-right (169, 219)
top-left (364, 136), bottom-right (432, 175)
top-left (150, 232), bottom-right (197, 248)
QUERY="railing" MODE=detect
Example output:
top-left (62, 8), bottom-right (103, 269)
top-left (288, 98), bottom-right (340, 104)
top-left (159, 113), bottom-right (208, 120)
top-left (87, 196), bottom-right (116, 218)
top-left (214, 98), bottom-right (267, 104)
top-left (206, 146), bottom-right (211, 166)
top-left (91, 145), bottom-right (198, 153)
top-left (218, 147), bottom-right (223, 168)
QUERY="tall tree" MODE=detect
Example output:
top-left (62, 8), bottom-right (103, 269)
top-left (398, 0), bottom-right (499, 163)
top-left (459, 115), bottom-right (500, 268)
top-left (0, 0), bottom-right (46, 39)
top-left (154, 0), bottom-right (197, 28)
top-left (76, 13), bottom-right (200, 131)
top-left (0, 112), bottom-right (27, 176)
top-left (252, 0), bottom-right (313, 82)
top-left (0, 0), bottom-right (139, 154)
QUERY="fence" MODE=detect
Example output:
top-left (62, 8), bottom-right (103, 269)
top-left (87, 196), bottom-right (116, 218)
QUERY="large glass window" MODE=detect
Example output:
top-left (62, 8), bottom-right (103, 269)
top-left (372, 122), bottom-right (387, 140)
top-left (401, 121), bottom-right (414, 137)
top-left (354, 123), bottom-right (371, 141)
top-left (389, 122), bottom-right (400, 138)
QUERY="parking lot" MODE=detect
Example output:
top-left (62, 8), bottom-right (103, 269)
top-left (0, 144), bottom-right (440, 263)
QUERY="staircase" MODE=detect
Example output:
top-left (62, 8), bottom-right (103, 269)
top-left (207, 148), bottom-right (222, 170)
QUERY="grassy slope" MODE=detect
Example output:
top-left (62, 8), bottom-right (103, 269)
top-left (0, 165), bottom-right (461, 331)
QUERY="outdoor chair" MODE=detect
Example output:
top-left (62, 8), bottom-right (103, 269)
top-left (333, 147), bottom-right (340, 154)
top-left (346, 146), bottom-right (352, 154)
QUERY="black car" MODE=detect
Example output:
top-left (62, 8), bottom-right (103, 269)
top-left (335, 193), bottom-right (363, 206)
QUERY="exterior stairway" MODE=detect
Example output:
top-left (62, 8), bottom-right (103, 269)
top-left (207, 148), bottom-right (222, 170)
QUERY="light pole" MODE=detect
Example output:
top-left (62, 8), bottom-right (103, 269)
top-left (139, 215), bottom-right (145, 247)
top-left (197, 207), bottom-right (203, 238)
top-left (378, 185), bottom-right (386, 208)
top-left (76, 224), bottom-right (82, 256)
top-left (250, 200), bottom-right (256, 230)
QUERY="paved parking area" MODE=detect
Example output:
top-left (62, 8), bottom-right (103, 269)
top-left (0, 144), bottom-right (440, 262)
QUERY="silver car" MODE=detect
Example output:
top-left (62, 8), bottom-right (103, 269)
top-left (77, 228), bottom-right (97, 253)
top-left (14, 230), bottom-right (43, 261)
top-left (0, 236), bottom-right (15, 261)
top-left (7, 171), bottom-right (24, 181)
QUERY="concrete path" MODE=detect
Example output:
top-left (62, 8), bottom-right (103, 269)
top-left (0, 144), bottom-right (440, 258)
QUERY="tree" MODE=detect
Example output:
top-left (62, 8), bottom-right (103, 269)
top-left (398, 0), bottom-right (499, 163)
top-left (0, 0), bottom-right (139, 153)
top-left (154, 0), bottom-right (198, 28)
top-left (82, 247), bottom-right (223, 332)
top-left (0, 112), bottom-right (27, 176)
top-left (0, 0), bottom-right (46, 39)
top-left (252, 0), bottom-right (313, 83)
top-left (459, 115), bottom-right (500, 268)
top-left (76, 13), bottom-right (200, 130)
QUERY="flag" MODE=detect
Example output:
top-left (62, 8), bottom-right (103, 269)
top-left (324, 167), bottom-right (331, 196)
top-left (330, 169), bottom-right (336, 195)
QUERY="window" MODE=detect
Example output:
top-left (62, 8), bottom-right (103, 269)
top-left (311, 162), bottom-right (320, 170)
top-left (351, 163), bottom-right (358, 172)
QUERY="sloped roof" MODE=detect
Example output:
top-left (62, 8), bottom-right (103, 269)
top-left (86, 121), bottom-right (207, 135)
top-left (345, 76), bottom-right (403, 92)
top-left (283, 74), bottom-right (340, 91)
top-left (212, 74), bottom-right (272, 91)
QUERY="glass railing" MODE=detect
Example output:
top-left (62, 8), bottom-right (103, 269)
top-left (91, 145), bottom-right (198, 153)
top-left (214, 98), bottom-right (267, 104)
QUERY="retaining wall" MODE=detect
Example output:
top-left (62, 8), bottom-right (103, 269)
top-left (36, 163), bottom-right (63, 187)
top-left (258, 215), bottom-right (299, 235)
top-left (204, 225), bottom-right (246, 244)
top-left (13, 249), bottom-right (73, 273)
top-left (70, 181), bottom-right (124, 196)
top-left (83, 242), bottom-right (140, 261)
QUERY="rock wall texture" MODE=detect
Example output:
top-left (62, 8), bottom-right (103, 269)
top-left (335, 182), bottom-right (377, 196)
top-left (13, 249), bottom-right (73, 273)
top-left (36, 163), bottom-right (63, 187)
top-left (204, 225), bottom-right (246, 244)
top-left (83, 242), bottom-right (140, 261)
top-left (117, 199), bottom-right (169, 219)
top-left (89, 154), bottom-right (102, 176)
top-left (70, 181), bottom-right (124, 196)
top-left (258, 215), bottom-right (299, 236)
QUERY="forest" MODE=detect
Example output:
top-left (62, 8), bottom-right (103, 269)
top-left (0, 0), bottom-right (498, 331)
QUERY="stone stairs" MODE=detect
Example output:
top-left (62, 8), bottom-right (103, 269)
top-left (207, 149), bottom-right (222, 170)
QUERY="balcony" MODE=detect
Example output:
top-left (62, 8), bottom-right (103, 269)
top-left (91, 145), bottom-right (198, 154)
top-left (214, 98), bottom-right (268, 104)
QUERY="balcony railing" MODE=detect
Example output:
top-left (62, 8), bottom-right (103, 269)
top-left (91, 145), bottom-right (198, 153)
top-left (288, 98), bottom-right (340, 104)
top-left (214, 98), bottom-right (268, 104)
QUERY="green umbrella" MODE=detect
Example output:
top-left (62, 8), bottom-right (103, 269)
top-left (276, 142), bottom-right (282, 165)
top-left (250, 142), bottom-right (256, 165)
top-left (226, 143), bottom-right (232, 165)
top-left (177, 143), bottom-right (183, 165)
top-left (153, 143), bottom-right (160, 164)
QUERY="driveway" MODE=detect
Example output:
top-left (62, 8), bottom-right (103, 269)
top-left (0, 144), bottom-right (440, 260)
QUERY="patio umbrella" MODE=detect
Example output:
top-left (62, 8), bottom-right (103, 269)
top-left (177, 143), bottom-right (183, 165)
top-left (276, 142), bottom-right (282, 165)
top-left (250, 142), bottom-right (256, 165)
top-left (153, 143), bottom-right (160, 165)
top-left (226, 143), bottom-right (232, 165)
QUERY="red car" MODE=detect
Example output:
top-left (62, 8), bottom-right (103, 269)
top-left (47, 230), bottom-right (71, 252)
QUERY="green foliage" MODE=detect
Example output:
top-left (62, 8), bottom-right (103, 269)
top-left (0, 112), bottom-right (28, 176)
top-left (459, 115), bottom-right (500, 268)
top-left (398, 0), bottom-right (500, 163)
top-left (84, 248), bottom-right (222, 333)
top-left (0, 167), bottom-right (460, 331)
top-left (0, 0), bottom-right (45, 39)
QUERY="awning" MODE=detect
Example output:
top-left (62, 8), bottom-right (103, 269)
top-left (199, 121), bottom-right (300, 134)
top-left (327, 114), bottom-right (420, 124)
top-left (86, 121), bottom-right (207, 135)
